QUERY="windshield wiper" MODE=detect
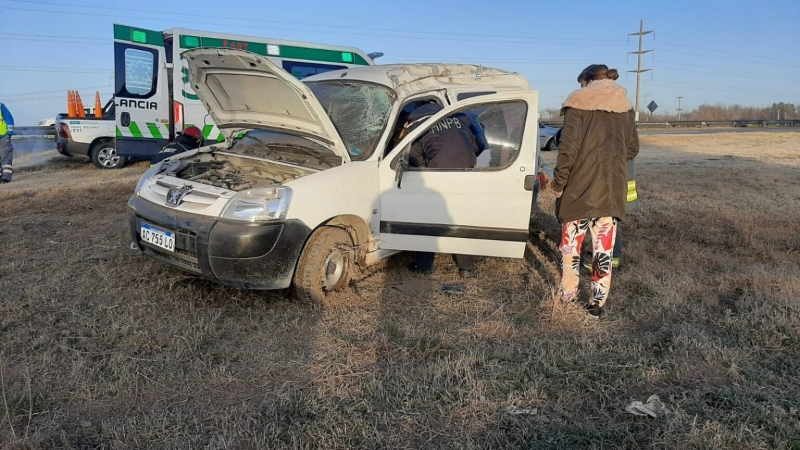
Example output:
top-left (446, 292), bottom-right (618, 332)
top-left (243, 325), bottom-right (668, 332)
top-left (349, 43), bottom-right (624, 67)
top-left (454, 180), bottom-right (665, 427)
top-left (279, 143), bottom-right (335, 167)
top-left (238, 134), bottom-right (275, 157)
top-left (241, 134), bottom-right (334, 168)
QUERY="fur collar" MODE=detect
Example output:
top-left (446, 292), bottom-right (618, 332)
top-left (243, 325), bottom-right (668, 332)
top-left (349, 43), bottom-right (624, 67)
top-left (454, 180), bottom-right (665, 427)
top-left (561, 79), bottom-right (632, 113)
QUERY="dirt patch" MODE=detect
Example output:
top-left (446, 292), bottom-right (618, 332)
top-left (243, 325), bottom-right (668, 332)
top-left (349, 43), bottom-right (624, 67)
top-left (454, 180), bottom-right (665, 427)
top-left (1, 133), bottom-right (799, 448)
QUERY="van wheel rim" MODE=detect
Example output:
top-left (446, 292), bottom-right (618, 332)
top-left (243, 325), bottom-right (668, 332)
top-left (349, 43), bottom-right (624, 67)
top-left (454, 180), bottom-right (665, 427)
top-left (98, 147), bottom-right (119, 167)
top-left (322, 249), bottom-right (345, 289)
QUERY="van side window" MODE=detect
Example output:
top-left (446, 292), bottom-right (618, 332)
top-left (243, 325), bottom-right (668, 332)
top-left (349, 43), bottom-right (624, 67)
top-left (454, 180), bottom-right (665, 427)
top-left (456, 91), bottom-right (495, 101)
top-left (475, 101), bottom-right (527, 169)
top-left (386, 98), bottom-right (443, 155)
top-left (407, 100), bottom-right (528, 170)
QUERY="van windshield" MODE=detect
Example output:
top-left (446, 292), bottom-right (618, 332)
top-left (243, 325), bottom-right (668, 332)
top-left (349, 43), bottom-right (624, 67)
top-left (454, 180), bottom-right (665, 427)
top-left (305, 80), bottom-right (396, 160)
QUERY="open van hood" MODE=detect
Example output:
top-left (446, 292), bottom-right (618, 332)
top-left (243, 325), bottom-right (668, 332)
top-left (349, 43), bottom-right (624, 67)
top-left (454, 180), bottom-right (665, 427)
top-left (183, 48), bottom-right (350, 163)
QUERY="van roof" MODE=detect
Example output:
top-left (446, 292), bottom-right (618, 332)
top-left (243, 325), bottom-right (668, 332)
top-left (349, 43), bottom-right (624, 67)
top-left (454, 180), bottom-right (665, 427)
top-left (304, 63), bottom-right (530, 97)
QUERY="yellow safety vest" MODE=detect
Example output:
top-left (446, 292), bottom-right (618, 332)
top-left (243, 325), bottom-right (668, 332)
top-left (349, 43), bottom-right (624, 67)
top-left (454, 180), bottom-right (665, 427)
top-left (0, 104), bottom-right (7, 136)
top-left (626, 160), bottom-right (639, 211)
top-left (627, 180), bottom-right (638, 202)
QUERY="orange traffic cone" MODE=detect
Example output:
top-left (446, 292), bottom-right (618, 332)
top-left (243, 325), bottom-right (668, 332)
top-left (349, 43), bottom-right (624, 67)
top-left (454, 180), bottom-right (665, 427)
top-left (67, 91), bottom-right (76, 117)
top-left (75, 91), bottom-right (85, 118)
top-left (94, 91), bottom-right (102, 118)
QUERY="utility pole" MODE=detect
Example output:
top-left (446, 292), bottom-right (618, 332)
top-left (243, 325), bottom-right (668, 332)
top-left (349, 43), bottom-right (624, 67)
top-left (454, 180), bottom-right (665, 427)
top-left (628, 20), bottom-right (653, 122)
top-left (677, 96), bottom-right (683, 121)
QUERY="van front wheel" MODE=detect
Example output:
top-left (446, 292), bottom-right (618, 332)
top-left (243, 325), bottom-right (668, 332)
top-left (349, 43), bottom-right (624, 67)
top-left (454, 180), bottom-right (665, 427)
top-left (293, 226), bottom-right (353, 303)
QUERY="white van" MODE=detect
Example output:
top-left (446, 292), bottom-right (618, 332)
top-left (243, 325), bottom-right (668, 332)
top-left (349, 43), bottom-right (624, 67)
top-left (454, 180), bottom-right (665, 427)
top-left (128, 49), bottom-right (540, 302)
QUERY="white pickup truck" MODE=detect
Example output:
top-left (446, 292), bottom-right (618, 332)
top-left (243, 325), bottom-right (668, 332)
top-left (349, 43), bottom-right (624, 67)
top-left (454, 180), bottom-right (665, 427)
top-left (54, 100), bottom-right (126, 169)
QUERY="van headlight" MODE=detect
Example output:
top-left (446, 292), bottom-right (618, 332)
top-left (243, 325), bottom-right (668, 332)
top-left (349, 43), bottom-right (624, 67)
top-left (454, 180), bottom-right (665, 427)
top-left (221, 187), bottom-right (292, 222)
top-left (134, 166), bottom-right (159, 195)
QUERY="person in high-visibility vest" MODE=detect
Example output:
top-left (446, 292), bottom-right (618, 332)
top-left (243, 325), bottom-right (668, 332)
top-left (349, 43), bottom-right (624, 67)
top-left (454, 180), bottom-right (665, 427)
top-left (616, 159), bottom-right (639, 266)
top-left (0, 101), bottom-right (14, 183)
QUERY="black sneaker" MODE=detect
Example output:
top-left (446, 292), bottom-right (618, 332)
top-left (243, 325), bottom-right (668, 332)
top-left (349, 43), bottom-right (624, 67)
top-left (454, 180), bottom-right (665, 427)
top-left (458, 269), bottom-right (474, 278)
top-left (585, 303), bottom-right (604, 319)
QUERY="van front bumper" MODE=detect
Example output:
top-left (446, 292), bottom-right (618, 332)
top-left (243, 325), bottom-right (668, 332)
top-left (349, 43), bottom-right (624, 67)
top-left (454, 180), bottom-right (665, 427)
top-left (128, 195), bottom-right (311, 290)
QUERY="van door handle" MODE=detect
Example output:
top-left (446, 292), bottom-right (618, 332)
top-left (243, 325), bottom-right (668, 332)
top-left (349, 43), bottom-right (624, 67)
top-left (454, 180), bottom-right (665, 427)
top-left (121, 112), bottom-right (130, 127)
top-left (524, 175), bottom-right (537, 191)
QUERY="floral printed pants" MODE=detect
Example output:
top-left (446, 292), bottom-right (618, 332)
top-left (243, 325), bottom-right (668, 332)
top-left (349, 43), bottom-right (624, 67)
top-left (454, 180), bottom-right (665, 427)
top-left (559, 217), bottom-right (618, 306)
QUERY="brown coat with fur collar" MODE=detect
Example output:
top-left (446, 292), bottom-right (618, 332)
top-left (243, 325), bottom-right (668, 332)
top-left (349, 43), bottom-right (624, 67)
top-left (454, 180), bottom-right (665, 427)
top-left (552, 79), bottom-right (639, 223)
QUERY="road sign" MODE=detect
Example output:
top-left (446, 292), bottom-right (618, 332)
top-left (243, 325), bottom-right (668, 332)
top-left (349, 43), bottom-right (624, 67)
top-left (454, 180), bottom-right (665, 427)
top-left (647, 100), bottom-right (658, 113)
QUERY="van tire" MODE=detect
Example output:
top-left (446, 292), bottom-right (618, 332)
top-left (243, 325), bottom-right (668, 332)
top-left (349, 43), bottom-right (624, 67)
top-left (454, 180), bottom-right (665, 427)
top-left (546, 137), bottom-right (558, 152)
top-left (90, 139), bottom-right (127, 169)
top-left (293, 226), bottom-right (353, 304)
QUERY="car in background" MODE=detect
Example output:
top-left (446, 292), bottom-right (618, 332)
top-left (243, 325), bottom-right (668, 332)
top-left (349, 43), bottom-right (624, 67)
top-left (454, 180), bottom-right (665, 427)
top-left (38, 117), bottom-right (56, 127)
top-left (539, 122), bottom-right (560, 151)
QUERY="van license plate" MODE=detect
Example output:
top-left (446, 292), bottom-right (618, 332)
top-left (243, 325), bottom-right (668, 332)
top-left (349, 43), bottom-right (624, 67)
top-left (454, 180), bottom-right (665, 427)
top-left (140, 223), bottom-right (175, 252)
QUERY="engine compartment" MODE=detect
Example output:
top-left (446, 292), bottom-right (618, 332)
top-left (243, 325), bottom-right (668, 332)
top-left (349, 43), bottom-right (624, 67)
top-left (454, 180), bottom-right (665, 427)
top-left (159, 153), bottom-right (315, 191)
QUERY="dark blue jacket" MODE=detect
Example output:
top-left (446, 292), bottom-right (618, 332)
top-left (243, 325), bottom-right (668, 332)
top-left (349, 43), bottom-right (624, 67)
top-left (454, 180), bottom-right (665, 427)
top-left (151, 134), bottom-right (201, 164)
top-left (406, 103), bottom-right (481, 169)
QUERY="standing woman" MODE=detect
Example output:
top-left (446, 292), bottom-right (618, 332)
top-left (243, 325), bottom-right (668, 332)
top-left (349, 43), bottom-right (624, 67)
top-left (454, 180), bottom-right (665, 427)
top-left (551, 64), bottom-right (639, 318)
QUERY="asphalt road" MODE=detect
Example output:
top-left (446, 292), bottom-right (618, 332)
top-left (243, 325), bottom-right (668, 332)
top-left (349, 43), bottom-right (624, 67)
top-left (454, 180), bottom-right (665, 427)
top-left (11, 127), bottom-right (799, 154)
top-left (638, 127), bottom-right (800, 135)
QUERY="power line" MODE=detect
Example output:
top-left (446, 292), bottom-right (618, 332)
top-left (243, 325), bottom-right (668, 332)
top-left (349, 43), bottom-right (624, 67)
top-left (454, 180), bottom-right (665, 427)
top-left (658, 40), bottom-right (800, 66)
top-left (648, 60), bottom-right (793, 80)
top-left (3, 7), bottom-right (636, 46)
top-left (0, 65), bottom-right (112, 74)
top-left (646, 80), bottom-right (800, 96)
top-left (1, 85), bottom-right (112, 98)
top-left (654, 48), bottom-right (800, 69)
top-left (7, 0), bottom-right (624, 44)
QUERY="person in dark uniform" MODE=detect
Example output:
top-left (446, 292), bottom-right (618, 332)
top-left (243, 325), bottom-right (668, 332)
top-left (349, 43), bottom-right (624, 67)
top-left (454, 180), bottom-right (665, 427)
top-left (401, 103), bottom-right (484, 278)
top-left (151, 125), bottom-right (204, 164)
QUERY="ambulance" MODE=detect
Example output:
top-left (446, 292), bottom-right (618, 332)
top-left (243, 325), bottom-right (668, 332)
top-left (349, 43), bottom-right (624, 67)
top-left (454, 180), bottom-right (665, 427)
top-left (113, 24), bottom-right (378, 161)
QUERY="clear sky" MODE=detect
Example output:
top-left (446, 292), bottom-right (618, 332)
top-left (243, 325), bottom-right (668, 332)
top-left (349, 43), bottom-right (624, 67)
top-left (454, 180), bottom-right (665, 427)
top-left (1, 0), bottom-right (798, 125)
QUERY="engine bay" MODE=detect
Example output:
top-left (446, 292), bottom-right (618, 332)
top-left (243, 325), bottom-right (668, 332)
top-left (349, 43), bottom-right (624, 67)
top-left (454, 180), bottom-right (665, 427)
top-left (158, 153), bottom-right (315, 191)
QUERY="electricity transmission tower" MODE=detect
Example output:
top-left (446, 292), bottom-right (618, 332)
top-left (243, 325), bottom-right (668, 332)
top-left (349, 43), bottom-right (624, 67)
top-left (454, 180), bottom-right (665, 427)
top-left (628, 20), bottom-right (653, 121)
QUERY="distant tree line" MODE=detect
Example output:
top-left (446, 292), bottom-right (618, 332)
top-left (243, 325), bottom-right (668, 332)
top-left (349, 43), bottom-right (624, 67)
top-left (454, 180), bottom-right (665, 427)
top-left (541, 102), bottom-right (798, 122)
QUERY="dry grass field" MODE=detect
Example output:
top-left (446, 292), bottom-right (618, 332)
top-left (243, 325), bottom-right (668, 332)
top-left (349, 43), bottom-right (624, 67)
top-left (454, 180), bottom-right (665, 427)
top-left (1, 132), bottom-right (798, 449)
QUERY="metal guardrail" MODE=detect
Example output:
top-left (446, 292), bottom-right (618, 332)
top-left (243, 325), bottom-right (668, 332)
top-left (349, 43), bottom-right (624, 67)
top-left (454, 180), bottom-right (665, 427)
top-left (14, 126), bottom-right (56, 137)
top-left (542, 119), bottom-right (800, 128)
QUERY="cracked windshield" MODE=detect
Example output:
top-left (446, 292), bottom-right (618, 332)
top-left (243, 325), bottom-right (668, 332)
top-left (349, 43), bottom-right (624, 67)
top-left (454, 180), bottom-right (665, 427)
top-left (306, 81), bottom-right (395, 160)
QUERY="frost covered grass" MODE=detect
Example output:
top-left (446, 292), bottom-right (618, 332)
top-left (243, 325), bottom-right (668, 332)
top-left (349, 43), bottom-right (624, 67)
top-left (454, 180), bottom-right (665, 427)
top-left (1, 132), bottom-right (798, 449)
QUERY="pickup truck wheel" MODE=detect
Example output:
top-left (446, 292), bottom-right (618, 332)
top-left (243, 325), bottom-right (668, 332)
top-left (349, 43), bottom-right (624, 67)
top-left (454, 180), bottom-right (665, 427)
top-left (293, 227), bottom-right (353, 303)
top-left (546, 137), bottom-right (558, 152)
top-left (90, 140), bottom-right (127, 169)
